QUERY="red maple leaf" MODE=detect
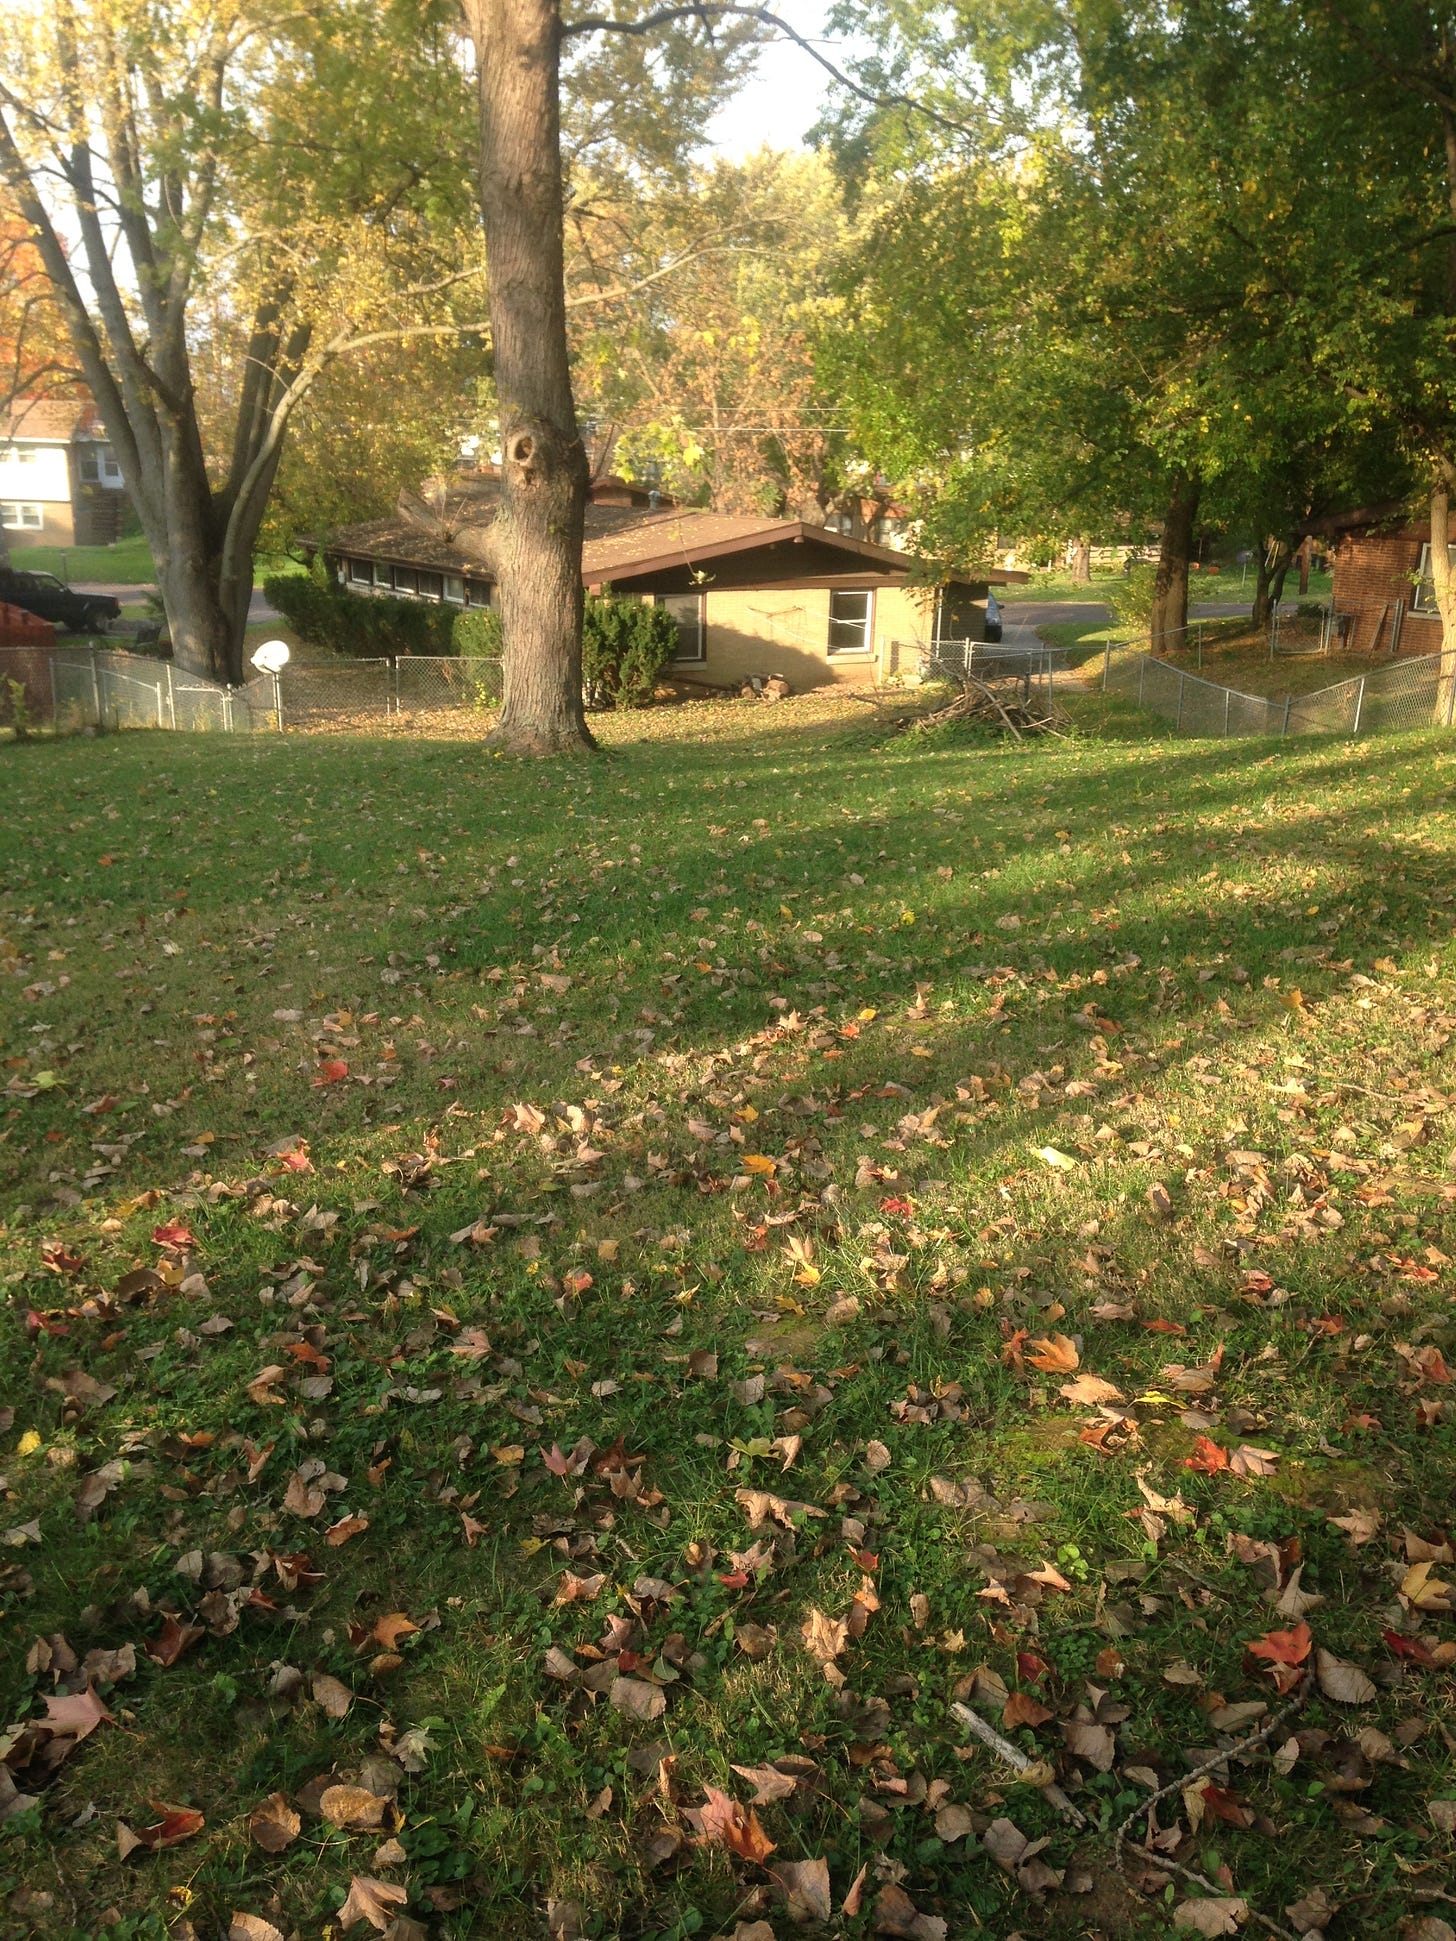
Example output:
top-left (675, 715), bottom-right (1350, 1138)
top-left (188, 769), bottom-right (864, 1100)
top-left (1183, 1436), bottom-right (1229, 1474)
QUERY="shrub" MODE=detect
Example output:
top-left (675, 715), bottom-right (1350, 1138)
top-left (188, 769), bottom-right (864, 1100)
top-left (262, 565), bottom-right (456, 658)
top-left (1108, 561), bottom-right (1159, 633)
top-left (452, 606), bottom-right (503, 658)
top-left (582, 592), bottom-right (678, 708)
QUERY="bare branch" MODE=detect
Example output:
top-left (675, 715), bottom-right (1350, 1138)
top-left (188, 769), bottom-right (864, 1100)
top-left (559, 3), bottom-right (982, 140)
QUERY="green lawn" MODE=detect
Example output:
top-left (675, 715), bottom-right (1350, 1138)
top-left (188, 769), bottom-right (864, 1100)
top-left (6, 535), bottom-right (158, 585)
top-left (3, 705), bottom-right (1456, 1941)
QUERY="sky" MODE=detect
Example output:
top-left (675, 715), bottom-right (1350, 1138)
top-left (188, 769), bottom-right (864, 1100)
top-left (703, 0), bottom-right (849, 157)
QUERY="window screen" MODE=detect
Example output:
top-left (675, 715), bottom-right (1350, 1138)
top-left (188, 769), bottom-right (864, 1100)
top-left (828, 588), bottom-right (872, 655)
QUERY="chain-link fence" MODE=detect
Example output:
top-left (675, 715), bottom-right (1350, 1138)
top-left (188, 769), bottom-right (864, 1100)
top-left (0, 645), bottom-right (504, 737)
top-left (1104, 639), bottom-right (1456, 739)
top-left (915, 638), bottom-right (1068, 701)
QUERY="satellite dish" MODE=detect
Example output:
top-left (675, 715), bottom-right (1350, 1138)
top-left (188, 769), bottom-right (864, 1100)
top-left (251, 639), bottom-right (291, 674)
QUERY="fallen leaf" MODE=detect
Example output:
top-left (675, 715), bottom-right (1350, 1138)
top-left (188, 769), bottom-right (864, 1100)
top-left (801, 1607), bottom-right (848, 1663)
top-left (325, 1514), bottom-right (369, 1548)
top-left (1172, 1900), bottom-right (1248, 1936)
top-left (1316, 1649), bottom-right (1377, 1705)
top-left (248, 1793), bottom-right (301, 1853)
top-left (1025, 1333), bottom-right (1079, 1373)
top-left (1327, 1507), bottom-right (1381, 1548)
top-left (119, 1804), bottom-right (205, 1852)
top-left (310, 1672), bottom-right (354, 1718)
top-left (43, 1685), bottom-right (113, 1742)
top-left (771, 1854), bottom-right (832, 1921)
top-left (694, 1784), bottom-right (777, 1864)
top-left (731, 1763), bottom-right (797, 1804)
top-left (1183, 1437), bottom-right (1229, 1474)
top-left (337, 1875), bottom-right (409, 1931)
top-left (228, 1917), bottom-right (285, 1941)
top-left (313, 1059), bottom-right (349, 1087)
top-left (145, 1614), bottom-right (204, 1667)
top-left (320, 1785), bottom-right (389, 1831)
top-left (609, 1676), bottom-right (667, 1721)
top-left (1003, 1690), bottom-right (1054, 1730)
top-left (1229, 1443), bottom-right (1280, 1477)
top-left (1060, 1372), bottom-right (1123, 1406)
top-left (874, 1881), bottom-right (949, 1937)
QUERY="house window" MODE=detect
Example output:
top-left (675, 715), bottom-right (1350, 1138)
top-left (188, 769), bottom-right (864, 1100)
top-left (828, 588), bottom-right (873, 656)
top-left (658, 591), bottom-right (705, 661)
top-left (373, 562), bottom-right (394, 591)
top-left (2, 446), bottom-right (38, 467)
top-left (443, 574), bottom-right (465, 604)
top-left (1, 502), bottom-right (43, 530)
top-left (417, 571), bottom-right (444, 601)
top-left (348, 557), bottom-right (374, 587)
top-left (1413, 543), bottom-right (1456, 613)
top-left (393, 566), bottom-right (419, 596)
top-left (465, 580), bottom-right (493, 607)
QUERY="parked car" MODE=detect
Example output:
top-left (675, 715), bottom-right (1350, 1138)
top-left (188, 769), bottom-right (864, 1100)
top-left (0, 568), bottom-right (120, 634)
top-left (984, 591), bottom-right (1003, 643)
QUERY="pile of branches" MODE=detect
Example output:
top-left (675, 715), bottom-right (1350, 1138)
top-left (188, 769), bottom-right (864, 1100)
top-left (895, 674), bottom-right (1071, 741)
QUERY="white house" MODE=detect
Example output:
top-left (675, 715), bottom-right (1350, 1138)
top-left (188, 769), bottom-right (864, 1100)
top-left (0, 398), bottom-right (127, 550)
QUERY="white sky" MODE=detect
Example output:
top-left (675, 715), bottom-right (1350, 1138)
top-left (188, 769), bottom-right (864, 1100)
top-left (703, 1), bottom-right (853, 157)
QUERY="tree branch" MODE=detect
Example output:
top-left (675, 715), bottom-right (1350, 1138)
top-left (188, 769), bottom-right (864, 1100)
top-left (559, 3), bottom-right (982, 140)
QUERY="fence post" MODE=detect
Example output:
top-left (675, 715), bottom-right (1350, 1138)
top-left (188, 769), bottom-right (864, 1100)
top-left (273, 670), bottom-right (284, 732)
top-left (1102, 636), bottom-right (1112, 689)
top-left (1352, 675), bottom-right (1366, 736)
top-left (1281, 694), bottom-right (1292, 737)
top-left (1175, 668), bottom-right (1185, 731)
top-left (1138, 656), bottom-right (1146, 706)
top-left (165, 661), bottom-right (176, 729)
top-left (1224, 687), bottom-right (1231, 737)
top-left (89, 648), bottom-right (101, 725)
top-left (1447, 657), bottom-right (1456, 727)
top-left (223, 687), bottom-right (233, 733)
top-left (1196, 624), bottom-right (1203, 670)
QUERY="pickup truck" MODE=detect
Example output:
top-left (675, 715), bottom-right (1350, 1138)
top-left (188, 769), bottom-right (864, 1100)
top-left (0, 568), bottom-right (121, 634)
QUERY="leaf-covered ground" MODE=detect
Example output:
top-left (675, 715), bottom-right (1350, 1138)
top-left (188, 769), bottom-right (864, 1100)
top-left (2, 699), bottom-right (1455, 1941)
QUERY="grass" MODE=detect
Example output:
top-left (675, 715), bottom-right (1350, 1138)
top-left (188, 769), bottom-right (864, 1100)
top-left (3, 699), bottom-right (1456, 1941)
top-left (7, 537), bottom-right (158, 586)
top-left (1042, 618), bottom-right (1398, 702)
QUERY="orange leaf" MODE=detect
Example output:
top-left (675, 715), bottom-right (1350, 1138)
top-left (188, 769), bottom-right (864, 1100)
top-left (1246, 1620), bottom-right (1312, 1668)
top-left (313, 1059), bottom-right (349, 1086)
top-left (145, 1614), bottom-right (205, 1667)
top-left (1002, 1690), bottom-right (1054, 1729)
top-left (693, 1785), bottom-right (777, 1865)
top-left (1183, 1437), bottom-right (1229, 1474)
top-left (1025, 1333), bottom-right (1079, 1374)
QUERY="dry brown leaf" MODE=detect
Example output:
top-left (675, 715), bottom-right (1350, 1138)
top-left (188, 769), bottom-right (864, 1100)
top-left (1327, 1506), bottom-right (1380, 1547)
top-left (247, 1792), bottom-right (301, 1854)
top-left (1172, 1900), bottom-right (1248, 1935)
top-left (1060, 1719), bottom-right (1116, 1771)
top-left (228, 1917), bottom-right (286, 1941)
top-left (609, 1676), bottom-right (667, 1721)
top-left (1059, 1373), bottom-right (1124, 1406)
top-left (1002, 1690), bottom-right (1054, 1730)
top-left (310, 1672), bottom-right (354, 1718)
top-left (864, 1439), bottom-right (892, 1472)
top-left (934, 1802), bottom-right (977, 1842)
top-left (730, 1762), bottom-right (797, 1804)
top-left (1229, 1444), bottom-right (1280, 1478)
top-left (772, 1854), bottom-right (832, 1922)
top-left (801, 1607), bottom-right (848, 1663)
top-left (1316, 1650), bottom-right (1377, 1705)
top-left (319, 1785), bottom-right (389, 1830)
top-left (337, 1875), bottom-right (409, 1932)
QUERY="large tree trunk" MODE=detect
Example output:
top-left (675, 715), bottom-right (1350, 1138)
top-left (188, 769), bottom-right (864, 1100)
top-left (1150, 470), bottom-right (1199, 653)
top-left (1251, 544), bottom-right (1274, 630)
top-left (465, 0), bottom-right (595, 756)
top-left (1070, 534), bottom-right (1091, 583)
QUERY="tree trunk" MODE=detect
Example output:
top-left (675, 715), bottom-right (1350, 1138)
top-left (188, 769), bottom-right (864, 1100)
top-left (1429, 476), bottom-right (1456, 723)
top-left (464, 0), bottom-right (595, 756)
top-left (1251, 545), bottom-right (1273, 630)
top-left (1150, 470), bottom-right (1199, 653)
top-left (1070, 535), bottom-right (1091, 583)
top-left (1296, 535), bottom-right (1312, 595)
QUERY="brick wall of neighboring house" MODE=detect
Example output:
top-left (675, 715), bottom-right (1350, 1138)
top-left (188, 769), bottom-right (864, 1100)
top-left (1331, 527), bottom-right (1443, 655)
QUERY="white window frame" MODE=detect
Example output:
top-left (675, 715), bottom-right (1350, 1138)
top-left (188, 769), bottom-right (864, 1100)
top-left (1, 501), bottom-right (43, 530)
top-left (1412, 542), bottom-right (1456, 614)
top-left (657, 591), bottom-right (706, 662)
top-left (827, 586), bottom-right (874, 657)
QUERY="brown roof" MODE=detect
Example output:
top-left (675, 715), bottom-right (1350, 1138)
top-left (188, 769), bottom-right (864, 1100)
top-left (1, 397), bottom-right (104, 443)
top-left (326, 500), bottom-right (1025, 591)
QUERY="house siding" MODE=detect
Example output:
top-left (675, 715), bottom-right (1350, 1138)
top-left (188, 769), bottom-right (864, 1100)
top-left (681, 582), bottom-right (954, 691)
top-left (1331, 528), bottom-right (1442, 656)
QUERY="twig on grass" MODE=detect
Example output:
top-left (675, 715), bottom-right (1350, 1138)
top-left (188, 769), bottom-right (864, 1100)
top-left (1111, 1669), bottom-right (1315, 1941)
top-left (950, 1699), bottom-right (1090, 1829)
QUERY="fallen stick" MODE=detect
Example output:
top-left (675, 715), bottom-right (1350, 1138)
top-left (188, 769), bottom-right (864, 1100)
top-left (1111, 1669), bottom-right (1314, 1941)
top-left (949, 1699), bottom-right (1089, 1829)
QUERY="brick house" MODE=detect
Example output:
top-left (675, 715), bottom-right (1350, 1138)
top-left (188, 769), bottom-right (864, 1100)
top-left (323, 471), bottom-right (1025, 690)
top-left (1317, 503), bottom-right (1450, 657)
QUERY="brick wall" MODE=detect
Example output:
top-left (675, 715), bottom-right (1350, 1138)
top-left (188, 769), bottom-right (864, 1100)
top-left (1331, 528), bottom-right (1443, 655)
